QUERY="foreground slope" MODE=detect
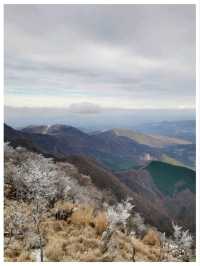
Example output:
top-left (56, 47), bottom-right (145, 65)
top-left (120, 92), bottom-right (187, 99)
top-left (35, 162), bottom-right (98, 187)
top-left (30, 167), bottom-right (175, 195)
top-left (4, 144), bottom-right (195, 261)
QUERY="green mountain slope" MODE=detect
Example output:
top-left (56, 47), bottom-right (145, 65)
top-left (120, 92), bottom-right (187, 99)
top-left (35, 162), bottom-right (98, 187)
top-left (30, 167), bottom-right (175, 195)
top-left (145, 161), bottom-right (195, 197)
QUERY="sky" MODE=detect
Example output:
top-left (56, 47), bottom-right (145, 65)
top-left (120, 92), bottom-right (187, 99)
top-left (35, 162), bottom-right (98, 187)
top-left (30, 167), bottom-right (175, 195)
top-left (4, 4), bottom-right (196, 112)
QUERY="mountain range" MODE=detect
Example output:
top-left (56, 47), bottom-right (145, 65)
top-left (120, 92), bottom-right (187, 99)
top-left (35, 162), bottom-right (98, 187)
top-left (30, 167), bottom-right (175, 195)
top-left (4, 123), bottom-right (196, 234)
top-left (136, 120), bottom-right (196, 143)
top-left (98, 128), bottom-right (191, 148)
top-left (13, 123), bottom-right (195, 170)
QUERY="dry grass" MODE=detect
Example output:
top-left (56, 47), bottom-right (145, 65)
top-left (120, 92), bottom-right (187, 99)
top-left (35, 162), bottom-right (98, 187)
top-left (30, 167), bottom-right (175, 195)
top-left (40, 219), bottom-right (67, 236)
top-left (52, 220), bottom-right (65, 232)
top-left (45, 238), bottom-right (67, 261)
top-left (79, 249), bottom-right (102, 262)
top-left (94, 211), bottom-right (108, 235)
top-left (132, 237), bottom-right (161, 261)
top-left (71, 206), bottom-right (94, 226)
top-left (5, 208), bottom-right (167, 262)
top-left (44, 224), bottom-right (101, 261)
top-left (4, 199), bottom-right (171, 262)
top-left (5, 206), bottom-right (166, 262)
top-left (16, 251), bottom-right (34, 262)
top-left (4, 232), bottom-right (37, 261)
top-left (105, 230), bottom-right (134, 261)
top-left (142, 229), bottom-right (161, 247)
top-left (4, 214), bottom-right (167, 263)
top-left (4, 247), bottom-right (21, 261)
top-left (42, 214), bottom-right (101, 262)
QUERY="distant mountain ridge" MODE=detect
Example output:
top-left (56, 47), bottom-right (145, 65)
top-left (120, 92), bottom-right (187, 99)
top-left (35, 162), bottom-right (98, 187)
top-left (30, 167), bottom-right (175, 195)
top-left (94, 128), bottom-right (191, 148)
top-left (136, 120), bottom-right (195, 143)
top-left (4, 123), bottom-right (196, 234)
top-left (22, 124), bottom-right (86, 137)
top-left (5, 123), bottom-right (195, 170)
top-left (17, 124), bottom-right (164, 170)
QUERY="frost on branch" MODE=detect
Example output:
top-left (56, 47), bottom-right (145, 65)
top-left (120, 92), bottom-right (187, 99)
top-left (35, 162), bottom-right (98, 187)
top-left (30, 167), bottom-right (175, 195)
top-left (8, 149), bottom-right (73, 262)
top-left (179, 230), bottom-right (193, 249)
top-left (4, 200), bottom-right (32, 248)
top-left (170, 222), bottom-right (193, 261)
top-left (4, 142), bottom-right (15, 159)
top-left (172, 222), bottom-right (193, 249)
top-left (13, 155), bottom-right (66, 204)
top-left (106, 198), bottom-right (134, 230)
top-left (128, 212), bottom-right (147, 236)
top-left (172, 222), bottom-right (182, 242)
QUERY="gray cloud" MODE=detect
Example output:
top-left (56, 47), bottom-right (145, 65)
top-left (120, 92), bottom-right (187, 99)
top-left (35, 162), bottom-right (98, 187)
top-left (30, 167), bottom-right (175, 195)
top-left (68, 102), bottom-right (102, 114)
top-left (4, 4), bottom-right (195, 109)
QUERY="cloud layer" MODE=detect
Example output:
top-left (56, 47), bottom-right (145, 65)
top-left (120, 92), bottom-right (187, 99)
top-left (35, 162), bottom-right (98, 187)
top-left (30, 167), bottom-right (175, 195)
top-left (4, 4), bottom-right (195, 109)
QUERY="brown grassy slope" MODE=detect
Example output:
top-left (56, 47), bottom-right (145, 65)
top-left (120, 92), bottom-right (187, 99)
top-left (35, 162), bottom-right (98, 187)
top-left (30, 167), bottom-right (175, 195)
top-left (5, 198), bottom-right (169, 262)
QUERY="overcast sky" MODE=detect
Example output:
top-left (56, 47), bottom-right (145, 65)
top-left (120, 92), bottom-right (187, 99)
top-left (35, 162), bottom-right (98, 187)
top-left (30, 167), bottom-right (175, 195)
top-left (4, 4), bottom-right (195, 110)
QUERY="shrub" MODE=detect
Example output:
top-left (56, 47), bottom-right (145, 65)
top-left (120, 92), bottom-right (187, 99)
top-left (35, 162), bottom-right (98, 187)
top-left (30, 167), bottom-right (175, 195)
top-left (172, 222), bottom-right (193, 249)
top-left (4, 200), bottom-right (32, 241)
top-left (106, 198), bottom-right (134, 230)
top-left (94, 212), bottom-right (108, 235)
top-left (142, 229), bottom-right (161, 247)
top-left (127, 212), bottom-right (147, 236)
top-left (166, 222), bottom-right (194, 261)
top-left (53, 201), bottom-right (74, 221)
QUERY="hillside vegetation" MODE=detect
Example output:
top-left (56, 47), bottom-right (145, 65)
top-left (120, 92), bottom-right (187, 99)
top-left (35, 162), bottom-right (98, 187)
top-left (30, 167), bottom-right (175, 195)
top-left (4, 143), bottom-right (195, 262)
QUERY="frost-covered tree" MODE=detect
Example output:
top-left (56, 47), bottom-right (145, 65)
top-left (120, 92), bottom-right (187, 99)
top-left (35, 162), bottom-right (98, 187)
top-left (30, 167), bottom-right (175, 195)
top-left (128, 212), bottom-right (147, 236)
top-left (179, 229), bottom-right (193, 249)
top-left (172, 222), bottom-right (193, 249)
top-left (171, 222), bottom-right (193, 261)
top-left (4, 201), bottom-right (32, 248)
top-left (172, 222), bottom-right (182, 242)
top-left (13, 156), bottom-right (59, 201)
top-left (11, 153), bottom-right (71, 261)
top-left (4, 142), bottom-right (16, 160)
top-left (106, 198), bottom-right (134, 230)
